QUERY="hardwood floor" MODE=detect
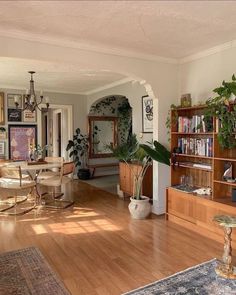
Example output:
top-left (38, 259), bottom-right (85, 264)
top-left (0, 180), bottom-right (224, 295)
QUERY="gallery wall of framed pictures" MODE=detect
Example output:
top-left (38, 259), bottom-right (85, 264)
top-left (0, 92), bottom-right (38, 159)
top-left (7, 94), bottom-right (37, 123)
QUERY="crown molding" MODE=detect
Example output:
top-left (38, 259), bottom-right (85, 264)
top-left (0, 29), bottom-right (178, 64)
top-left (83, 77), bottom-right (134, 95)
top-left (0, 85), bottom-right (86, 96)
top-left (179, 40), bottom-right (236, 64)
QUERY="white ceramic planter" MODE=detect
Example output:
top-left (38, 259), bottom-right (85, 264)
top-left (128, 196), bottom-right (151, 219)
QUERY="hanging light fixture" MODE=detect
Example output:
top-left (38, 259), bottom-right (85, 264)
top-left (14, 71), bottom-right (49, 112)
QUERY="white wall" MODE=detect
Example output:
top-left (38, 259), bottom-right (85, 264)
top-left (179, 47), bottom-right (236, 104)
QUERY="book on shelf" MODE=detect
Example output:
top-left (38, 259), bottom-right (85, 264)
top-left (177, 137), bottom-right (213, 157)
top-left (177, 115), bottom-right (213, 133)
top-left (173, 161), bottom-right (212, 170)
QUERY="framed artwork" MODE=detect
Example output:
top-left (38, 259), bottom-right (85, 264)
top-left (7, 94), bottom-right (22, 109)
top-left (8, 125), bottom-right (37, 161)
top-left (0, 142), bottom-right (5, 157)
top-left (23, 109), bottom-right (37, 123)
top-left (8, 109), bottom-right (22, 122)
top-left (0, 92), bottom-right (4, 125)
top-left (142, 95), bottom-right (153, 133)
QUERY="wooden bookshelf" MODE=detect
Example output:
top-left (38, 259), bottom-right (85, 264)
top-left (166, 105), bottom-right (236, 245)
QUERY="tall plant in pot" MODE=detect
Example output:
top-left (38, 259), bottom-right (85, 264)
top-left (66, 128), bottom-right (90, 180)
top-left (110, 135), bottom-right (170, 219)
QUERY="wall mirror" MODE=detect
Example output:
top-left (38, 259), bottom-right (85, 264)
top-left (0, 92), bottom-right (5, 125)
top-left (88, 116), bottom-right (118, 158)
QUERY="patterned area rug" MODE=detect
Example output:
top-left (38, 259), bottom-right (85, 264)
top-left (123, 259), bottom-right (236, 295)
top-left (0, 247), bottom-right (71, 295)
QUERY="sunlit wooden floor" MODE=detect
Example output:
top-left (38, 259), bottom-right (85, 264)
top-left (0, 181), bottom-right (224, 295)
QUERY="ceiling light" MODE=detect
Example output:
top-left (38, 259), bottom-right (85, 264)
top-left (15, 71), bottom-right (49, 112)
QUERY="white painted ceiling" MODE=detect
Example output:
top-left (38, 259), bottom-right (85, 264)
top-left (1, 1), bottom-right (236, 92)
top-left (0, 58), bottom-right (126, 94)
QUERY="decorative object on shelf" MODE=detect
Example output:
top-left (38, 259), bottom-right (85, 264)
top-left (66, 128), bottom-right (90, 180)
top-left (213, 215), bottom-right (236, 279)
top-left (8, 124), bottom-right (37, 161)
top-left (181, 93), bottom-right (192, 107)
top-left (232, 188), bottom-right (236, 202)
top-left (142, 95), bottom-right (153, 133)
top-left (7, 108), bottom-right (22, 122)
top-left (222, 162), bottom-right (233, 181)
top-left (14, 71), bottom-right (49, 112)
top-left (205, 74), bottom-right (236, 149)
top-left (0, 127), bottom-right (6, 140)
top-left (7, 94), bottom-right (22, 108)
top-left (0, 141), bottom-right (5, 158)
top-left (193, 187), bottom-right (212, 196)
top-left (0, 92), bottom-right (5, 125)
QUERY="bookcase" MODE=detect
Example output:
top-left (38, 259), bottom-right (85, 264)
top-left (166, 105), bottom-right (236, 245)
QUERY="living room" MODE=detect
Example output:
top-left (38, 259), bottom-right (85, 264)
top-left (0, 1), bottom-right (236, 294)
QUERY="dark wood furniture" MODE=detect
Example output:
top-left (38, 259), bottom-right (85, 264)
top-left (166, 105), bottom-right (236, 245)
top-left (88, 162), bottom-right (119, 177)
top-left (119, 162), bottom-right (153, 198)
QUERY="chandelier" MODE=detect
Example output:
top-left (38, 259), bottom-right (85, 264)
top-left (15, 71), bottom-right (49, 112)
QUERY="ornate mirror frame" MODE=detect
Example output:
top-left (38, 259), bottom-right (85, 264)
top-left (88, 116), bottom-right (118, 158)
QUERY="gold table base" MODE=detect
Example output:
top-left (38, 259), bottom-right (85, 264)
top-left (215, 263), bottom-right (236, 279)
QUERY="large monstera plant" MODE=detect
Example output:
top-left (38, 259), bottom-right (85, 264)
top-left (66, 128), bottom-right (90, 179)
top-left (204, 74), bottom-right (236, 149)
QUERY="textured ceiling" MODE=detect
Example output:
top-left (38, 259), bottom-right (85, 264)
top-left (0, 1), bottom-right (236, 59)
top-left (0, 58), bottom-right (126, 94)
top-left (1, 1), bottom-right (236, 93)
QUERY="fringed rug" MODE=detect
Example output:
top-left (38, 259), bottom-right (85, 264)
top-left (123, 259), bottom-right (236, 295)
top-left (0, 247), bottom-right (71, 295)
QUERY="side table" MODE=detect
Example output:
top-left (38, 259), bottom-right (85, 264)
top-left (213, 215), bottom-right (236, 279)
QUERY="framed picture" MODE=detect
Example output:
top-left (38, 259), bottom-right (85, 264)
top-left (0, 142), bottom-right (5, 157)
top-left (0, 92), bottom-right (4, 125)
top-left (8, 108), bottom-right (22, 122)
top-left (181, 93), bottom-right (192, 107)
top-left (142, 95), bottom-right (153, 133)
top-left (7, 94), bottom-right (22, 109)
top-left (8, 125), bottom-right (37, 161)
top-left (23, 109), bottom-right (37, 123)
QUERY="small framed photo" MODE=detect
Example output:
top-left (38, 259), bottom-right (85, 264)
top-left (0, 142), bottom-right (5, 157)
top-left (8, 108), bottom-right (22, 122)
top-left (23, 109), bottom-right (37, 123)
top-left (181, 93), bottom-right (192, 107)
top-left (142, 95), bottom-right (153, 133)
top-left (7, 94), bottom-right (22, 109)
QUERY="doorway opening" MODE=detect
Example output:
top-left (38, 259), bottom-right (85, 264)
top-left (38, 104), bottom-right (72, 160)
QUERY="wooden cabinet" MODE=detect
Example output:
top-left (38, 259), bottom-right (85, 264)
top-left (167, 104), bottom-right (236, 245)
top-left (119, 162), bottom-right (153, 198)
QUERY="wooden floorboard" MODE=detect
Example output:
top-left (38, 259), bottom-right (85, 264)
top-left (0, 180), bottom-right (225, 294)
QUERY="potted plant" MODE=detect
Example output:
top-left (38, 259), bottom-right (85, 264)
top-left (110, 134), bottom-right (170, 219)
top-left (204, 74), bottom-right (236, 149)
top-left (66, 128), bottom-right (90, 180)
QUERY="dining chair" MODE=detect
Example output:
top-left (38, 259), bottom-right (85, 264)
top-left (38, 161), bottom-right (75, 209)
top-left (0, 165), bottom-right (37, 215)
top-left (37, 156), bottom-right (64, 180)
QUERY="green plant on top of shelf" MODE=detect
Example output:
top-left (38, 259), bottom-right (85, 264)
top-left (204, 74), bottom-right (236, 149)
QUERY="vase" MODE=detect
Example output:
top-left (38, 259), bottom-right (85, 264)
top-left (128, 196), bottom-right (151, 219)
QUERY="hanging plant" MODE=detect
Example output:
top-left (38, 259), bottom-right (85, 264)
top-left (204, 74), bottom-right (236, 149)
